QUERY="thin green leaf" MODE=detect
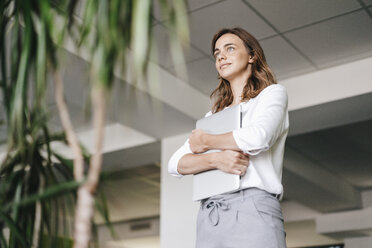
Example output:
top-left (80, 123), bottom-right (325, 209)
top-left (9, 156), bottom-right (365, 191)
top-left (2, 180), bottom-right (82, 211)
top-left (35, 4), bottom-right (47, 110)
top-left (37, 131), bottom-right (65, 146)
top-left (131, 0), bottom-right (152, 76)
top-left (67, 0), bottom-right (79, 29)
top-left (8, 1), bottom-right (32, 153)
top-left (0, 151), bottom-right (21, 175)
top-left (0, 229), bottom-right (8, 248)
top-left (10, 183), bottom-right (22, 222)
top-left (95, 190), bottom-right (116, 239)
top-left (41, 201), bottom-right (51, 238)
top-left (52, 198), bottom-right (59, 247)
top-left (52, 150), bottom-right (73, 166)
top-left (79, 142), bottom-right (91, 163)
top-left (0, 211), bottom-right (28, 247)
top-left (43, 128), bottom-right (51, 161)
top-left (79, 0), bottom-right (96, 47)
top-left (53, 163), bottom-right (74, 182)
top-left (0, 13), bottom-right (10, 118)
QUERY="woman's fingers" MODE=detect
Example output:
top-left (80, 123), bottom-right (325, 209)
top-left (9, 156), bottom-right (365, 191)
top-left (216, 150), bottom-right (250, 175)
top-left (235, 161), bottom-right (248, 176)
top-left (238, 157), bottom-right (250, 165)
top-left (239, 152), bottom-right (250, 160)
top-left (189, 129), bottom-right (209, 153)
top-left (233, 165), bottom-right (247, 176)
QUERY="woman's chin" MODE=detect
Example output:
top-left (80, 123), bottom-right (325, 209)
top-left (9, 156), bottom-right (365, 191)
top-left (220, 73), bottom-right (235, 82)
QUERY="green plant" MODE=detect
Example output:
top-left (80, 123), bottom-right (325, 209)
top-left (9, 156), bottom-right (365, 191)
top-left (0, 0), bottom-right (188, 247)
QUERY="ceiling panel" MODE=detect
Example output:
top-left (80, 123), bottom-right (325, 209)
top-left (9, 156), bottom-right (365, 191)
top-left (260, 36), bottom-right (316, 80)
top-left (188, 0), bottom-right (276, 54)
top-left (152, 0), bottom-right (223, 22)
top-left (168, 57), bottom-right (217, 97)
top-left (187, 0), bottom-right (224, 12)
top-left (149, 24), bottom-right (205, 69)
top-left (285, 10), bottom-right (372, 68)
top-left (246, 0), bottom-right (361, 32)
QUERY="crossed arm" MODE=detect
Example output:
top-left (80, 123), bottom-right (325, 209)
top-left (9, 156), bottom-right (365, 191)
top-left (177, 130), bottom-right (250, 176)
top-left (170, 84), bottom-right (288, 178)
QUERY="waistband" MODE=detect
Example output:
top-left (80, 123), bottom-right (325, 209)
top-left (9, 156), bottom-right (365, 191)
top-left (200, 187), bottom-right (278, 226)
top-left (201, 187), bottom-right (278, 206)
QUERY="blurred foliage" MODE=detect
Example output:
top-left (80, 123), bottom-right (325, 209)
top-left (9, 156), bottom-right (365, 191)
top-left (0, 0), bottom-right (188, 247)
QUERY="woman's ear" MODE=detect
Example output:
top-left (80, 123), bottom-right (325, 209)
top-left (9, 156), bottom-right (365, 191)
top-left (248, 55), bottom-right (255, 64)
top-left (248, 51), bottom-right (256, 64)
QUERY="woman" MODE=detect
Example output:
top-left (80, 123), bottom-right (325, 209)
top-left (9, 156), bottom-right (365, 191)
top-left (168, 27), bottom-right (289, 248)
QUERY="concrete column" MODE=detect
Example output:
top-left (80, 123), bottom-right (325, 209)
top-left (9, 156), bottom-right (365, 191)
top-left (160, 133), bottom-right (199, 248)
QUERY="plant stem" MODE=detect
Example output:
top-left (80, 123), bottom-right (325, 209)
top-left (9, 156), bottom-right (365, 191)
top-left (86, 86), bottom-right (106, 193)
top-left (31, 177), bottom-right (43, 248)
top-left (74, 85), bottom-right (106, 248)
top-left (53, 69), bottom-right (84, 181)
top-left (53, 69), bottom-right (91, 247)
top-left (73, 185), bottom-right (93, 248)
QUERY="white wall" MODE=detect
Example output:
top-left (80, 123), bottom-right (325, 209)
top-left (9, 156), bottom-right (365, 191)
top-left (160, 133), bottom-right (199, 248)
top-left (345, 237), bottom-right (372, 248)
top-left (280, 56), bottom-right (372, 111)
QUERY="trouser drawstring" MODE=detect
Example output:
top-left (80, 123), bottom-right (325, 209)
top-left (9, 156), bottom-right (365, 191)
top-left (204, 199), bottom-right (230, 226)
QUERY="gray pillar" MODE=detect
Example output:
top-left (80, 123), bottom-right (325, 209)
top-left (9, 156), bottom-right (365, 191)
top-left (160, 133), bottom-right (199, 248)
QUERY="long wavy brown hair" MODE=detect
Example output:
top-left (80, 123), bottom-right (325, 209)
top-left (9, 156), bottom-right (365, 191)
top-left (210, 27), bottom-right (277, 113)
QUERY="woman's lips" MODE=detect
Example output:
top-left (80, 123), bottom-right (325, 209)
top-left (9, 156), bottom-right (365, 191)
top-left (220, 63), bottom-right (231, 69)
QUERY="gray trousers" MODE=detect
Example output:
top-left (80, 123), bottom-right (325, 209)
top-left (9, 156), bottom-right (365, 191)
top-left (196, 187), bottom-right (287, 248)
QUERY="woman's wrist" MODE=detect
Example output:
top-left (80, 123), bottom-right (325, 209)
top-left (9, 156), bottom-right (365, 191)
top-left (203, 133), bottom-right (212, 150)
top-left (208, 152), bottom-right (218, 169)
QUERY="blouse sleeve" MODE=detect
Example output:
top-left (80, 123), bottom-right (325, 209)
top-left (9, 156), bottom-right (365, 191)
top-left (168, 110), bottom-right (213, 178)
top-left (167, 139), bottom-right (192, 178)
top-left (232, 84), bottom-right (288, 155)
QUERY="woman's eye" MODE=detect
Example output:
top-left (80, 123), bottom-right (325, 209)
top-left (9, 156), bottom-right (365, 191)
top-left (227, 47), bottom-right (234, 52)
top-left (214, 52), bottom-right (219, 58)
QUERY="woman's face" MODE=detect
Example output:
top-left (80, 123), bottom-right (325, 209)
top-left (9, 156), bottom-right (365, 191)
top-left (214, 33), bottom-right (253, 81)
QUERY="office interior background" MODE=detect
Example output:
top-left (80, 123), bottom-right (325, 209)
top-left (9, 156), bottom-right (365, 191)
top-left (1, 0), bottom-right (372, 247)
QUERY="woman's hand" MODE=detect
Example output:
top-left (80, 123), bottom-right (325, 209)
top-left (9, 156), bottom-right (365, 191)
top-left (189, 129), bottom-right (209, 153)
top-left (213, 150), bottom-right (250, 176)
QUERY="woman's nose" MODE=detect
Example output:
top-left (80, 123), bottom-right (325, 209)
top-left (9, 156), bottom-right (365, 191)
top-left (217, 52), bottom-right (226, 61)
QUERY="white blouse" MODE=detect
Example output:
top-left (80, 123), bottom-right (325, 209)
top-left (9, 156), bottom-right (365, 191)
top-left (168, 84), bottom-right (289, 199)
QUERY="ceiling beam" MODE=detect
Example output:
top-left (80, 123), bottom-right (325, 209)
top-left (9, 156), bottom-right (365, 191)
top-left (316, 206), bottom-right (372, 239)
top-left (288, 91), bottom-right (372, 136)
top-left (280, 56), bottom-right (372, 111)
top-left (283, 146), bottom-right (362, 212)
top-left (102, 141), bottom-right (161, 172)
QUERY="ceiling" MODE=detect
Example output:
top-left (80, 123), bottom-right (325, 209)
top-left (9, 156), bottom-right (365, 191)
top-left (1, 0), bottom-right (372, 247)
top-left (150, 0), bottom-right (372, 96)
